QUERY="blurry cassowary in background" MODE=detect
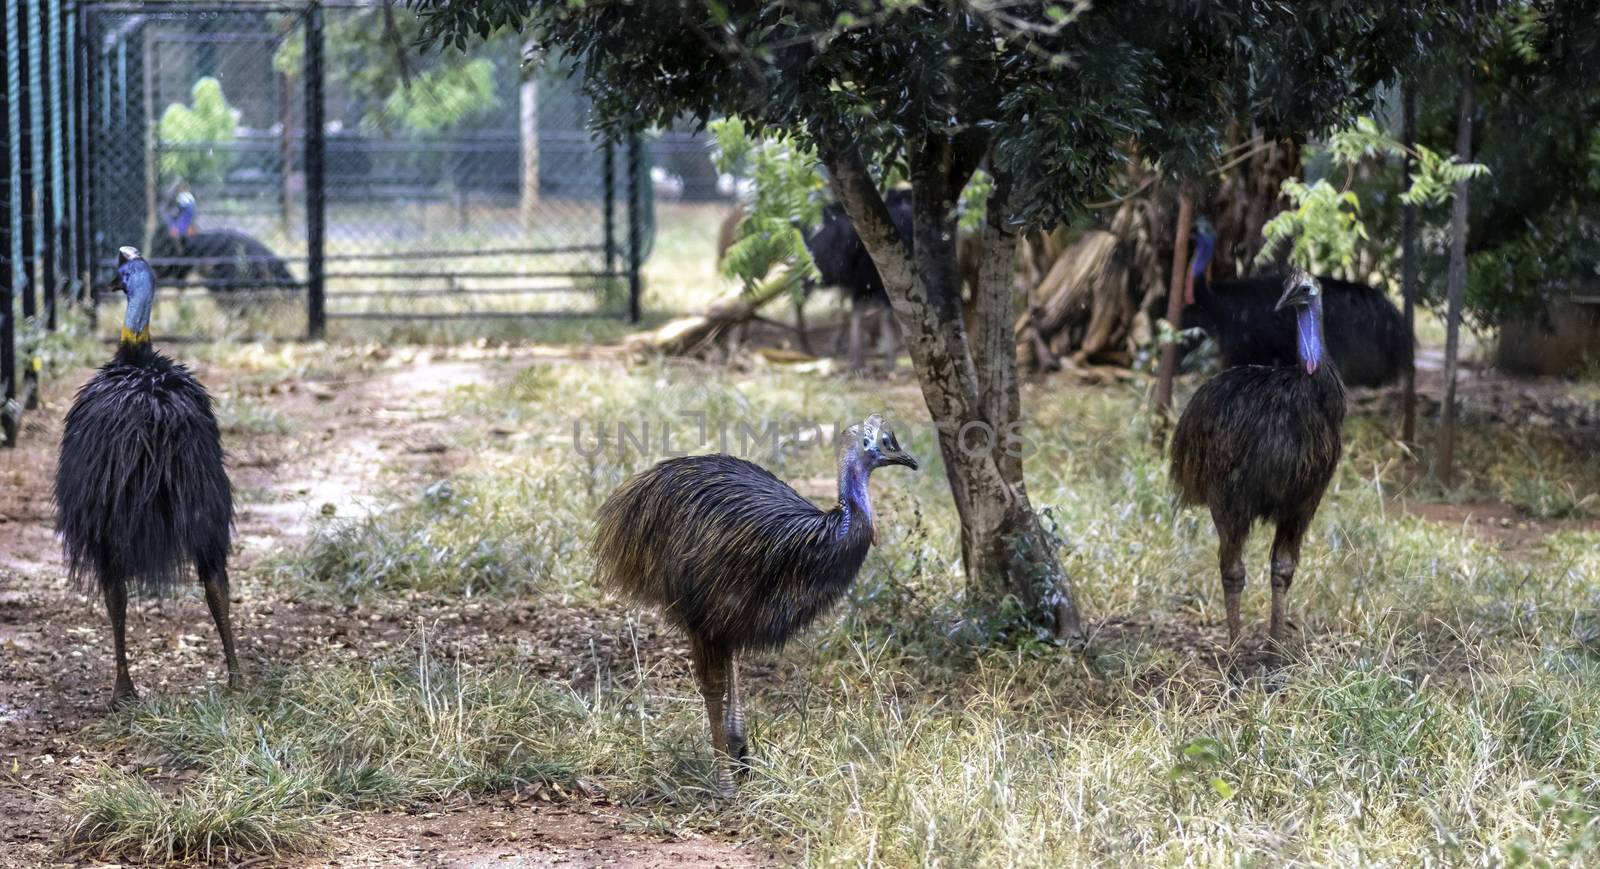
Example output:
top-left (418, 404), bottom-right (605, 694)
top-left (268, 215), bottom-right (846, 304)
top-left (149, 191), bottom-right (298, 307)
top-left (1182, 223), bottom-right (1412, 388)
top-left (56, 246), bottom-right (240, 706)
top-left (802, 189), bottom-right (914, 370)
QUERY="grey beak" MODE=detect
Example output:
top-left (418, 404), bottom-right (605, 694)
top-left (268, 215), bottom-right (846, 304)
top-left (1275, 279), bottom-right (1316, 312)
top-left (881, 450), bottom-right (919, 471)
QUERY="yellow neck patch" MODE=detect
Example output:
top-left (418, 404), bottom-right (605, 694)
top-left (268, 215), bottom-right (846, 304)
top-left (120, 326), bottom-right (152, 345)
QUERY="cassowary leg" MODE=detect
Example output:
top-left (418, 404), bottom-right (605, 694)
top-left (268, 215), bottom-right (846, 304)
top-left (1268, 521), bottom-right (1306, 651)
top-left (690, 638), bottom-right (735, 797)
top-left (725, 657), bottom-right (749, 771)
top-left (879, 307), bottom-right (899, 371)
top-left (200, 563), bottom-right (242, 689)
top-left (1214, 517), bottom-right (1249, 648)
top-left (795, 299), bottom-right (813, 355)
top-left (848, 296), bottom-right (866, 372)
top-left (102, 579), bottom-right (137, 706)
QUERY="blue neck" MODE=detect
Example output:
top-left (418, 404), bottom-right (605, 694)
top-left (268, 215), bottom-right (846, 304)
top-left (122, 262), bottom-right (155, 342)
top-left (837, 456), bottom-right (872, 540)
top-left (1296, 302), bottom-right (1326, 374)
top-left (1190, 233), bottom-right (1215, 278)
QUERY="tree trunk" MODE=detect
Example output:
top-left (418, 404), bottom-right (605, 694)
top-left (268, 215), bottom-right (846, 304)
top-left (519, 66), bottom-right (540, 226)
top-left (816, 133), bottom-right (1083, 641)
top-left (1150, 186), bottom-right (1194, 437)
top-left (1438, 61), bottom-right (1474, 486)
top-left (1400, 79), bottom-right (1420, 445)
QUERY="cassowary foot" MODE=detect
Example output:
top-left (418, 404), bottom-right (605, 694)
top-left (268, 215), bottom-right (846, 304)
top-left (711, 764), bottom-right (737, 799)
top-left (110, 680), bottom-right (139, 709)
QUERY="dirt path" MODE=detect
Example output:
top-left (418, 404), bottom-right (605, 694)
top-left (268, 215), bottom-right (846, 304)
top-left (0, 345), bottom-right (772, 868)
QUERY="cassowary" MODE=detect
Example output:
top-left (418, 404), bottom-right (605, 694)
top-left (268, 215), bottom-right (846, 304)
top-left (150, 192), bottom-right (297, 308)
top-left (55, 246), bottom-right (238, 706)
top-left (803, 189), bottom-right (914, 370)
top-left (1182, 225), bottom-right (1412, 388)
top-left (1171, 269), bottom-right (1345, 654)
top-left (593, 414), bottom-right (918, 796)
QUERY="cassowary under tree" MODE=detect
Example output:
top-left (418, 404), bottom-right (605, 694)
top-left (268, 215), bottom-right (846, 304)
top-left (1182, 224), bottom-right (1412, 388)
top-left (151, 192), bottom-right (297, 306)
top-left (55, 246), bottom-right (239, 706)
top-left (803, 189), bottom-right (914, 370)
top-left (593, 414), bottom-right (918, 796)
top-left (1171, 269), bottom-right (1345, 653)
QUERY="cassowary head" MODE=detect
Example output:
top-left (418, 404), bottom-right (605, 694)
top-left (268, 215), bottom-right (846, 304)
top-left (1275, 269), bottom-right (1322, 312)
top-left (836, 414), bottom-right (919, 474)
top-left (1276, 269), bottom-right (1327, 373)
top-left (1185, 218), bottom-right (1217, 304)
top-left (166, 191), bottom-right (198, 238)
top-left (112, 246), bottom-right (156, 345)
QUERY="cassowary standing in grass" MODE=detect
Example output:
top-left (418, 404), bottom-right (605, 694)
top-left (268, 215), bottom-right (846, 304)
top-left (593, 414), bottom-right (918, 796)
top-left (55, 246), bottom-right (238, 706)
top-left (1171, 269), bottom-right (1345, 653)
top-left (150, 192), bottom-right (297, 307)
top-left (1182, 224), bottom-right (1411, 388)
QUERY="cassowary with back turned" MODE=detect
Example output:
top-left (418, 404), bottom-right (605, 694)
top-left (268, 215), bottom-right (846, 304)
top-left (593, 414), bottom-right (918, 796)
top-left (1171, 269), bottom-right (1345, 654)
top-left (803, 189), bottom-right (914, 370)
top-left (55, 246), bottom-right (239, 706)
top-left (1182, 224), bottom-right (1412, 388)
top-left (150, 192), bottom-right (297, 308)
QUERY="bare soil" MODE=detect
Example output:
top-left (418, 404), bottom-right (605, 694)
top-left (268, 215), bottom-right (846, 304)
top-left (0, 346), bottom-right (774, 868)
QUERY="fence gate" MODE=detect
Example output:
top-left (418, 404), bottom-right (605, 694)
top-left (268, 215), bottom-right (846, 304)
top-left (75, 0), bottom-right (645, 346)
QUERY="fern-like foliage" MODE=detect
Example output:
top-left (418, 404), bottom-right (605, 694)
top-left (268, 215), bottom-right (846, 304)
top-left (709, 118), bottom-right (828, 297)
top-left (1259, 116), bottom-right (1488, 273)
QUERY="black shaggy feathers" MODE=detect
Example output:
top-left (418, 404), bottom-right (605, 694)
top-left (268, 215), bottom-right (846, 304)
top-left (150, 229), bottom-right (297, 299)
top-left (1170, 363), bottom-right (1346, 524)
top-left (1184, 275), bottom-right (1411, 388)
top-left (55, 342), bottom-right (232, 597)
top-left (594, 454), bottom-right (871, 652)
top-left (805, 188), bottom-right (914, 307)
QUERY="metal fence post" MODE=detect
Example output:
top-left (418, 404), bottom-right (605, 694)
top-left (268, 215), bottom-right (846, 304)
top-left (602, 141), bottom-right (615, 276)
top-left (57, 0), bottom-right (78, 310)
top-left (626, 130), bottom-right (641, 323)
top-left (73, 2), bottom-right (92, 306)
top-left (17, 0), bottom-right (38, 333)
top-left (2, 2), bottom-right (15, 446)
top-left (16, 0), bottom-right (40, 410)
top-left (38, 0), bottom-right (57, 332)
top-left (304, 1), bottom-right (326, 339)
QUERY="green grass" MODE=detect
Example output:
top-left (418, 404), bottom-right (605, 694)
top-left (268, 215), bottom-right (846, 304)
top-left (60, 346), bottom-right (1600, 865)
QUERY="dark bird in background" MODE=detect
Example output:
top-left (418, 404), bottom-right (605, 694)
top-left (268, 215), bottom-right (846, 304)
top-left (1171, 269), bottom-right (1346, 653)
top-left (149, 191), bottom-right (298, 307)
top-left (803, 190), bottom-right (914, 371)
top-left (593, 414), bottom-right (919, 796)
top-left (1182, 223), bottom-right (1412, 388)
top-left (55, 246), bottom-right (239, 706)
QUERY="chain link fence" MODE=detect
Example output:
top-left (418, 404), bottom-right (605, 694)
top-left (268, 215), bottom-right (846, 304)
top-left (4, 0), bottom-right (83, 445)
top-left (4, 0), bottom-right (651, 447)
